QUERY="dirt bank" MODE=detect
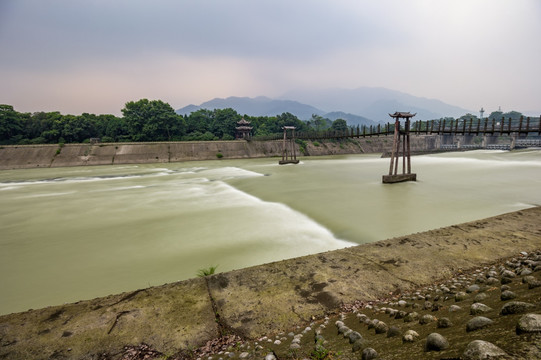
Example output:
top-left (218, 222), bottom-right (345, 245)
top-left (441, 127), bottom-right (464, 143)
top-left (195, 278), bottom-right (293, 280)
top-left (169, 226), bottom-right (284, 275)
top-left (1, 207), bottom-right (540, 359)
top-left (0, 135), bottom-right (440, 170)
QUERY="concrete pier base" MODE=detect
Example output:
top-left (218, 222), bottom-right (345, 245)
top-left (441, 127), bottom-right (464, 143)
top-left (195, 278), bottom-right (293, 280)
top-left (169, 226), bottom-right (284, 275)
top-left (278, 159), bottom-right (300, 165)
top-left (382, 173), bottom-right (417, 183)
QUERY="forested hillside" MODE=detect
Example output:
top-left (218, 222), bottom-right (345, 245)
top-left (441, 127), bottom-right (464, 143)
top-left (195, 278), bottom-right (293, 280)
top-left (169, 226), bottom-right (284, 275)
top-left (0, 100), bottom-right (308, 145)
top-left (0, 100), bottom-right (525, 145)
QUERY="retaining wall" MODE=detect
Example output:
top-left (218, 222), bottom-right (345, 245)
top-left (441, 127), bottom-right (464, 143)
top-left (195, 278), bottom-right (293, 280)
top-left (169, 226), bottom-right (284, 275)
top-left (0, 135), bottom-right (440, 170)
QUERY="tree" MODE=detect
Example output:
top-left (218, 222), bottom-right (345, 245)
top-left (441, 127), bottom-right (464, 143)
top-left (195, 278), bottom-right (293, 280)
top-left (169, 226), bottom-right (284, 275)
top-left (503, 111), bottom-right (523, 121)
top-left (57, 114), bottom-right (95, 143)
top-left (185, 109), bottom-right (213, 134)
top-left (308, 114), bottom-right (331, 131)
top-left (101, 115), bottom-right (129, 142)
top-left (331, 119), bottom-right (348, 132)
top-left (0, 105), bottom-right (23, 144)
top-left (122, 99), bottom-right (184, 141)
top-left (274, 112), bottom-right (307, 133)
top-left (488, 111), bottom-right (503, 121)
top-left (210, 108), bottom-right (240, 139)
top-left (458, 113), bottom-right (479, 121)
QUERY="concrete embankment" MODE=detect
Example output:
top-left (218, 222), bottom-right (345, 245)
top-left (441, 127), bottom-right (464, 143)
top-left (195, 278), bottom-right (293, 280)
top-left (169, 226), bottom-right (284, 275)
top-left (1, 207), bottom-right (540, 359)
top-left (0, 135), bottom-right (439, 170)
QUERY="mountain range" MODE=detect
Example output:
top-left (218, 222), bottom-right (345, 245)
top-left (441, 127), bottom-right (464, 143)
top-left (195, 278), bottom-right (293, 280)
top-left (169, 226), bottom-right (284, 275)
top-left (176, 87), bottom-right (472, 126)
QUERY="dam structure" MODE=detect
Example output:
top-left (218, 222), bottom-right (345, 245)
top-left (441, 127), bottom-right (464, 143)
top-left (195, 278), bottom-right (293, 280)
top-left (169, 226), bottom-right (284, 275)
top-left (1, 115), bottom-right (540, 170)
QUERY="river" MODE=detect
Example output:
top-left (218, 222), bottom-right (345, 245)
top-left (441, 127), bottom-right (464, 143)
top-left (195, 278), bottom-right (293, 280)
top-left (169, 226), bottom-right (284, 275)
top-left (1, 149), bottom-right (540, 315)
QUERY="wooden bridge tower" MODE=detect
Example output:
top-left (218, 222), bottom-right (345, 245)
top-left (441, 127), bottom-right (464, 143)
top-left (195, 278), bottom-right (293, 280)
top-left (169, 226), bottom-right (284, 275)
top-left (382, 112), bottom-right (417, 183)
top-left (279, 126), bottom-right (300, 165)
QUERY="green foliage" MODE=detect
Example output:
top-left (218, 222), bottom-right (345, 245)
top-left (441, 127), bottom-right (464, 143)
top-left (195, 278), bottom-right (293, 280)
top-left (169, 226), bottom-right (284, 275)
top-left (122, 99), bottom-right (185, 141)
top-left (310, 338), bottom-right (341, 360)
top-left (307, 114), bottom-right (331, 131)
top-left (197, 265), bottom-right (218, 277)
top-left (216, 152), bottom-right (223, 158)
top-left (331, 118), bottom-right (348, 132)
top-left (488, 111), bottom-right (503, 120)
top-left (458, 113), bottom-right (479, 122)
top-left (296, 139), bottom-right (307, 154)
top-left (0, 105), bottom-right (22, 144)
top-left (183, 131), bottom-right (219, 141)
top-left (313, 141), bottom-right (320, 147)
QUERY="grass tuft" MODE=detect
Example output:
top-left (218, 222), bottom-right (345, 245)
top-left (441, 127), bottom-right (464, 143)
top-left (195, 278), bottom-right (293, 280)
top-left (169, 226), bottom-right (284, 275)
top-left (197, 265), bottom-right (218, 277)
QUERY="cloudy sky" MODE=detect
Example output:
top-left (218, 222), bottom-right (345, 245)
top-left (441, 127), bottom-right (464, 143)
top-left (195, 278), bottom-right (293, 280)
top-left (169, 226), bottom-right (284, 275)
top-left (0, 0), bottom-right (540, 116)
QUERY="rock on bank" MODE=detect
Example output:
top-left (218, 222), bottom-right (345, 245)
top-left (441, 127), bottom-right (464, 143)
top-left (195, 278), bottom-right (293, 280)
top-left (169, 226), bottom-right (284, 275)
top-left (0, 207), bottom-right (540, 359)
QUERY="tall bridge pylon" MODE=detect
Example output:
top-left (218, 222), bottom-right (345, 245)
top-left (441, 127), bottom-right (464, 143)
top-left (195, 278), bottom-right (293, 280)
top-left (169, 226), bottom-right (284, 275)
top-left (279, 126), bottom-right (300, 165)
top-left (383, 112), bottom-right (417, 184)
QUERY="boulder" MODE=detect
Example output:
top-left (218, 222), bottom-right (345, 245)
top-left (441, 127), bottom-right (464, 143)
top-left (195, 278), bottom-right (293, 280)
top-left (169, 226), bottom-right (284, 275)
top-left (387, 326), bottom-right (401, 338)
top-left (425, 333), bottom-right (449, 351)
top-left (402, 329), bottom-right (419, 343)
top-left (437, 317), bottom-right (453, 328)
top-left (516, 313), bottom-right (541, 334)
top-left (470, 303), bottom-right (493, 315)
top-left (462, 340), bottom-right (506, 360)
top-left (500, 301), bottom-right (535, 315)
top-left (466, 316), bottom-right (494, 332)
top-left (500, 290), bottom-right (516, 301)
top-left (362, 348), bottom-right (378, 360)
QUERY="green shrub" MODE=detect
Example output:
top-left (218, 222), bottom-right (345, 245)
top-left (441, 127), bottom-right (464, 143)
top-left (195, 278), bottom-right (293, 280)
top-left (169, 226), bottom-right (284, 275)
top-left (197, 265), bottom-right (218, 277)
top-left (313, 141), bottom-right (320, 147)
top-left (295, 139), bottom-right (307, 154)
top-left (216, 152), bottom-right (223, 159)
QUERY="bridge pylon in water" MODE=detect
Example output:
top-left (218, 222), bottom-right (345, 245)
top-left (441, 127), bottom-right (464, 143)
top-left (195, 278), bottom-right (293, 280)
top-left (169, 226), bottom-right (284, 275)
top-left (382, 112), bottom-right (417, 183)
top-left (279, 126), bottom-right (300, 165)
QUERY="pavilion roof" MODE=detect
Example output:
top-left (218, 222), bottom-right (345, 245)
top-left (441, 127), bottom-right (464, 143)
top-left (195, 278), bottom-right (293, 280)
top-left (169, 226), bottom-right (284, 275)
top-left (237, 118), bottom-right (251, 125)
top-left (389, 112), bottom-right (416, 119)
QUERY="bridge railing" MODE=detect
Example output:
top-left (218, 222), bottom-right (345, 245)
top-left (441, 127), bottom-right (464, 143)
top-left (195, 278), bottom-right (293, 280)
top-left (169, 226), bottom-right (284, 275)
top-left (251, 116), bottom-right (541, 142)
top-left (411, 116), bottom-right (541, 136)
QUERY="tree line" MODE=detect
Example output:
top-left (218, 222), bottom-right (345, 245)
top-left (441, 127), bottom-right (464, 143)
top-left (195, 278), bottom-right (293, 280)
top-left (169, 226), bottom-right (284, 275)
top-left (0, 99), bottom-right (527, 145)
top-left (0, 100), bottom-right (349, 145)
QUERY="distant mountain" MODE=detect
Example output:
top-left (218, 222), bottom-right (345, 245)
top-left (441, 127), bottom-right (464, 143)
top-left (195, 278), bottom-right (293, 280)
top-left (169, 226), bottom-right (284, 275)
top-left (177, 104), bottom-right (200, 114)
top-left (324, 111), bottom-right (378, 127)
top-left (176, 87), bottom-right (473, 124)
top-left (176, 96), bottom-right (325, 120)
top-left (280, 87), bottom-right (472, 122)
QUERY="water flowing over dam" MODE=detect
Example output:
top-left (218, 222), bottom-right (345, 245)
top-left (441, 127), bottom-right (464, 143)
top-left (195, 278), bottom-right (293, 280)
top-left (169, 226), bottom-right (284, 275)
top-left (0, 149), bottom-right (540, 315)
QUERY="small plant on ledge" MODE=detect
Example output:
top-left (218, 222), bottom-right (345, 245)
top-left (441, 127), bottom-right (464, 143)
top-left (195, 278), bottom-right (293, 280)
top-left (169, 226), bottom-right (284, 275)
top-left (197, 265), bottom-right (218, 277)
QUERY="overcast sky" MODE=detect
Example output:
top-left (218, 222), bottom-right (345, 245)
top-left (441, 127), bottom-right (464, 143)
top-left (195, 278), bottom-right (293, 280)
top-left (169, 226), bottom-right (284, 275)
top-left (1, 0), bottom-right (540, 116)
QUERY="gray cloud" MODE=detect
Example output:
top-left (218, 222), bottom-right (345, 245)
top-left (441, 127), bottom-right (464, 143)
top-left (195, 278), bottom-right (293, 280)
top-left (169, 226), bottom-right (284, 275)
top-left (0, 0), bottom-right (539, 115)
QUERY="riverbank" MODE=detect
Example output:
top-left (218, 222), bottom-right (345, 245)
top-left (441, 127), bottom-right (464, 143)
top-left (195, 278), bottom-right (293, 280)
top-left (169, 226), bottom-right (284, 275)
top-left (0, 135), bottom-right (441, 170)
top-left (1, 207), bottom-right (540, 359)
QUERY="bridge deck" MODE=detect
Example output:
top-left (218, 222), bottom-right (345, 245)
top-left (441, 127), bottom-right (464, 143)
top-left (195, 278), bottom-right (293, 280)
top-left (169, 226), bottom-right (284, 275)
top-left (254, 117), bottom-right (541, 141)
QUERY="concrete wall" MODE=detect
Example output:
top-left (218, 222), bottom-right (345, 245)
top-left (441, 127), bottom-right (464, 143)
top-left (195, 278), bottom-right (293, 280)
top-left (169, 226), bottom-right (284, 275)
top-left (0, 135), bottom-right (439, 170)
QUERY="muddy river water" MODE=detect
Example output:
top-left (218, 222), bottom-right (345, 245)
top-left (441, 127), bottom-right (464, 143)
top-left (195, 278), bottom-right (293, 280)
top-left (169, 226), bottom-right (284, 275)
top-left (1, 149), bottom-right (540, 315)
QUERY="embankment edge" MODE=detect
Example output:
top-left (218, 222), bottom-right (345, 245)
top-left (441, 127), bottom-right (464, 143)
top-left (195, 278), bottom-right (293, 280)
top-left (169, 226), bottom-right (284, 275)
top-left (0, 207), bottom-right (540, 359)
